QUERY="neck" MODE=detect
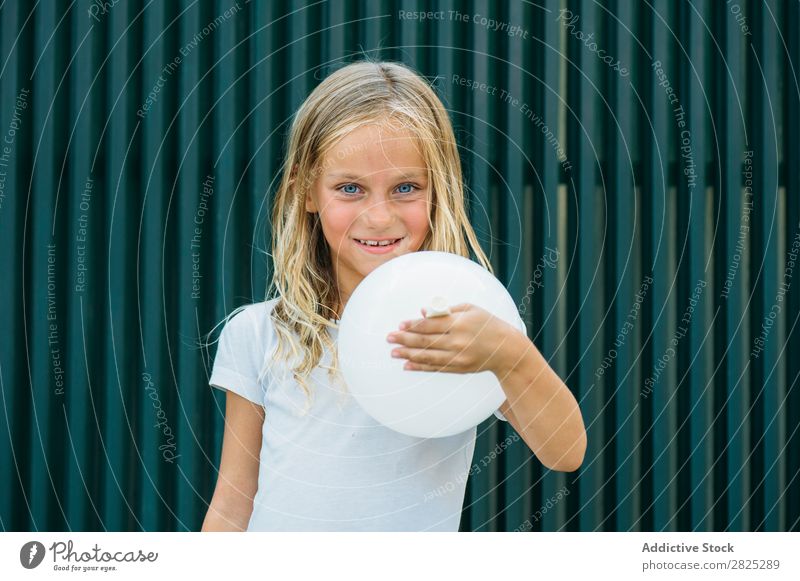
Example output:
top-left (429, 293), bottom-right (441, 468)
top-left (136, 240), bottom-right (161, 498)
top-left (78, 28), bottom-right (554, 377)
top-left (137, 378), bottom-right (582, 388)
top-left (333, 296), bottom-right (349, 319)
top-left (332, 269), bottom-right (358, 320)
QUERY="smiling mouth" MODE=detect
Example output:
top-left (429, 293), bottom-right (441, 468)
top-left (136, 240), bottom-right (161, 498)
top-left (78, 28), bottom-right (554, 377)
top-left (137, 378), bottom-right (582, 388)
top-left (354, 237), bottom-right (403, 247)
top-left (353, 237), bottom-right (405, 253)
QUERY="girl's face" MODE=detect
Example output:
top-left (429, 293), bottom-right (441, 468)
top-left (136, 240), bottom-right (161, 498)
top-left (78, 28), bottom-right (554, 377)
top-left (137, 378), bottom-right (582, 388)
top-left (306, 122), bottom-right (431, 305)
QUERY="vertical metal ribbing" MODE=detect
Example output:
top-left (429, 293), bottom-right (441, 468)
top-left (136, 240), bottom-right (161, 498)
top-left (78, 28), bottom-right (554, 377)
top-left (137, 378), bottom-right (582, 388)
top-left (289, 1), bottom-right (310, 113)
top-left (744, 0), bottom-right (769, 532)
top-left (174, 1), bottom-right (205, 530)
top-left (677, 0), bottom-right (712, 532)
top-left (322, 0), bottom-right (346, 65)
top-left (359, 0), bottom-right (386, 59)
top-left (138, 1), bottom-right (172, 533)
top-left (30, 1), bottom-right (72, 532)
top-left (783, 0), bottom-right (800, 533)
top-left (432, 0), bottom-right (459, 118)
top-left (0, 0), bottom-right (28, 531)
top-left (64, 0), bottom-right (101, 531)
top-left (606, 0), bottom-right (639, 532)
top-left (397, 0), bottom-right (422, 67)
top-left (644, 0), bottom-right (679, 531)
top-left (713, 0), bottom-right (748, 533)
top-left (566, 0), bottom-right (603, 531)
top-left (104, 1), bottom-right (140, 531)
top-left (751, 0), bottom-right (783, 533)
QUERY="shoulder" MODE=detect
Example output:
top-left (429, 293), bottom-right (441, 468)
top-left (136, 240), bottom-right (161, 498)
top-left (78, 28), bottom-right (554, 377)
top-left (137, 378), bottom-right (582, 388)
top-left (234, 298), bottom-right (280, 323)
top-left (210, 300), bottom-right (283, 403)
top-left (213, 299), bottom-right (283, 383)
top-left (222, 298), bottom-right (280, 340)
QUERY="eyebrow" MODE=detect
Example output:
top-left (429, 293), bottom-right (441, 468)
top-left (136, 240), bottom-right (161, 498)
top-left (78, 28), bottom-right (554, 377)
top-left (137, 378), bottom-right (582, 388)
top-left (325, 171), bottom-right (428, 180)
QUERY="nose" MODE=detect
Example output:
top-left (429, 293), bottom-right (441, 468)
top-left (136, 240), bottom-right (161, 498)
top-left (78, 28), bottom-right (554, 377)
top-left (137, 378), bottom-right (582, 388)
top-left (362, 196), bottom-right (394, 228)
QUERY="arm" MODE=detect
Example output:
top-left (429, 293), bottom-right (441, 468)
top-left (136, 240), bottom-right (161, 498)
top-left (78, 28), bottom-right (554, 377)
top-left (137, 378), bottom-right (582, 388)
top-left (494, 325), bottom-right (586, 472)
top-left (387, 304), bottom-right (586, 472)
top-left (202, 390), bottom-right (264, 531)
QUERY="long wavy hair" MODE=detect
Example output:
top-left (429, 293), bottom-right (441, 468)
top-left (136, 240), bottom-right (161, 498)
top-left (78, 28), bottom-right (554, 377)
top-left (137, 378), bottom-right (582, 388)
top-left (217, 59), bottom-right (494, 414)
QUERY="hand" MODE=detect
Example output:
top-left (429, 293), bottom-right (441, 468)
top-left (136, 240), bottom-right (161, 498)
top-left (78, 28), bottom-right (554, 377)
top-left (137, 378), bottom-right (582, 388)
top-left (385, 303), bottom-right (522, 374)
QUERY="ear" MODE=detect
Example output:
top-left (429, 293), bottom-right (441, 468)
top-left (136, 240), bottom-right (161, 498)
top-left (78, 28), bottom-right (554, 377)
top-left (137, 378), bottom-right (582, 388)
top-left (290, 163), bottom-right (317, 213)
top-left (305, 192), bottom-right (318, 213)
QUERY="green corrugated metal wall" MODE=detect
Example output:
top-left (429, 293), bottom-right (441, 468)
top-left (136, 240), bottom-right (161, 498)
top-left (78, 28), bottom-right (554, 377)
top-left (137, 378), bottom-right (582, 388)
top-left (0, 0), bottom-right (797, 532)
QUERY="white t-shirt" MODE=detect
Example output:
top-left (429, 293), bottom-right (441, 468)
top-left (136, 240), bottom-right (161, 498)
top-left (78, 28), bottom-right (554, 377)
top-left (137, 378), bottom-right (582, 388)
top-left (209, 298), bottom-right (516, 531)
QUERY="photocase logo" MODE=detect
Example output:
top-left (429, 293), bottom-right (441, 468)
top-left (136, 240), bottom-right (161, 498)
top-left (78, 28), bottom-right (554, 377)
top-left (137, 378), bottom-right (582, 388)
top-left (19, 541), bottom-right (46, 569)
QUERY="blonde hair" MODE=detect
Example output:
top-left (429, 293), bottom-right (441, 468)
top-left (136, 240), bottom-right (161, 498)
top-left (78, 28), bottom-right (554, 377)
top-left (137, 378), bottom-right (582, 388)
top-left (222, 59), bottom-right (493, 413)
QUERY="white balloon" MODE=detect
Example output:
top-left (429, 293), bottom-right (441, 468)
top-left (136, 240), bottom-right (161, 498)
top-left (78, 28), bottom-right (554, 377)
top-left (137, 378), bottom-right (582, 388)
top-left (338, 251), bottom-right (525, 438)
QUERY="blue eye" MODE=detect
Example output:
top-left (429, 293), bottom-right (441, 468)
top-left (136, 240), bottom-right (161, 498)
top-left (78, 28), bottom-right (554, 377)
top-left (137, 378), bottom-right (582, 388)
top-left (397, 183), bottom-right (415, 194)
top-left (337, 183), bottom-right (419, 196)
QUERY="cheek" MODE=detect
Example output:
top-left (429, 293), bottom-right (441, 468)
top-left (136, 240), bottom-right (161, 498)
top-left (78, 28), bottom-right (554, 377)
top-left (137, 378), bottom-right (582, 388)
top-left (404, 203), bottom-right (430, 241)
top-left (320, 204), bottom-right (357, 242)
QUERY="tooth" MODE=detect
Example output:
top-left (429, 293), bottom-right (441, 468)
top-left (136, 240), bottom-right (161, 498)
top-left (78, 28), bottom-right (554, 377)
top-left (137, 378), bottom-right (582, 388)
top-left (358, 238), bottom-right (398, 246)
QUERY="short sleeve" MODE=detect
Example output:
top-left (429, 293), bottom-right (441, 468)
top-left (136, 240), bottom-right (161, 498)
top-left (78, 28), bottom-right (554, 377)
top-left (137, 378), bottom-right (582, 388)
top-left (493, 314), bottom-right (528, 422)
top-left (209, 305), bottom-right (270, 406)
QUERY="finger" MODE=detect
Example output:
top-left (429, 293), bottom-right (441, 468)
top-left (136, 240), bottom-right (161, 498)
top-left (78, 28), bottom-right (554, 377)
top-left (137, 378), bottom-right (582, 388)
top-left (401, 347), bottom-right (454, 366)
top-left (400, 315), bottom-right (453, 334)
top-left (390, 332), bottom-right (451, 350)
top-left (407, 348), bottom-right (467, 371)
top-left (404, 361), bottom-right (439, 372)
top-left (405, 360), bottom-right (465, 373)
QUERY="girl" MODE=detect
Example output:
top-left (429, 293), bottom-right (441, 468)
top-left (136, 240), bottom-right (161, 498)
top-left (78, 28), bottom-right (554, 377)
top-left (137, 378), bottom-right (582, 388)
top-left (202, 60), bottom-right (586, 532)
